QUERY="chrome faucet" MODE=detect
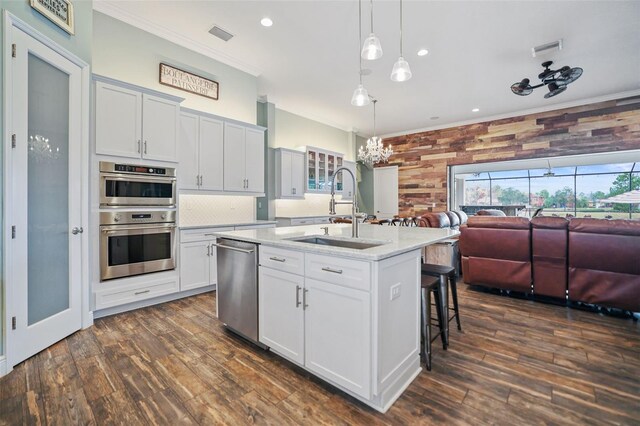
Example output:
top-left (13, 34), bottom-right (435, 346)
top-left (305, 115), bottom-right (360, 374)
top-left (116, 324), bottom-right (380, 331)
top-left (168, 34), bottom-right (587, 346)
top-left (329, 167), bottom-right (359, 238)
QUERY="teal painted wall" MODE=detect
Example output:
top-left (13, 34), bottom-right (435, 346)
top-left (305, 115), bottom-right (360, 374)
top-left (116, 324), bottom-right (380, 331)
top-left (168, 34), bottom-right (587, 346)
top-left (0, 0), bottom-right (93, 358)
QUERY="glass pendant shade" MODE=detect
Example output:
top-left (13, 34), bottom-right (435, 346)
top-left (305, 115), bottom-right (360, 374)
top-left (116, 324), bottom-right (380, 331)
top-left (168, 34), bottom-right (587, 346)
top-left (361, 33), bottom-right (383, 60)
top-left (351, 84), bottom-right (371, 106)
top-left (390, 56), bottom-right (412, 82)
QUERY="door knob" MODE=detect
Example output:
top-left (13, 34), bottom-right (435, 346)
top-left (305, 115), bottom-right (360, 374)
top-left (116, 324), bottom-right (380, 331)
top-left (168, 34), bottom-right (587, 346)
top-left (71, 227), bottom-right (84, 235)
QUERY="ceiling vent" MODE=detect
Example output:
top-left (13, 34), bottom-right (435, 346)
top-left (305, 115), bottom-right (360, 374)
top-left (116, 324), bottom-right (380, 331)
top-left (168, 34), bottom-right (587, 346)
top-left (531, 39), bottom-right (562, 57)
top-left (209, 25), bottom-right (234, 42)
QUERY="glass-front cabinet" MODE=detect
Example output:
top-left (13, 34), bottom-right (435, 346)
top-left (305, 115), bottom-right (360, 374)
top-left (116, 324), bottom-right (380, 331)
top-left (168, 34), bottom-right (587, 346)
top-left (306, 146), bottom-right (344, 193)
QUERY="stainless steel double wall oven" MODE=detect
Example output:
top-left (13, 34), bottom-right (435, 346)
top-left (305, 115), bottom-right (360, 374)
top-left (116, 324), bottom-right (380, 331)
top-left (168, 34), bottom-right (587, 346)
top-left (99, 161), bottom-right (177, 281)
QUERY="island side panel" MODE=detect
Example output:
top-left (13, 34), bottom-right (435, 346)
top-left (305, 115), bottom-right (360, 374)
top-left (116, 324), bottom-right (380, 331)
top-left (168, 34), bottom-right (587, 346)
top-left (374, 249), bottom-right (422, 397)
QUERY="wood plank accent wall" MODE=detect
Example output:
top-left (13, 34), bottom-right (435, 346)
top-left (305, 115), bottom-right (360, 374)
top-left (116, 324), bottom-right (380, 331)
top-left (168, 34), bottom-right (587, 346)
top-left (382, 97), bottom-right (640, 216)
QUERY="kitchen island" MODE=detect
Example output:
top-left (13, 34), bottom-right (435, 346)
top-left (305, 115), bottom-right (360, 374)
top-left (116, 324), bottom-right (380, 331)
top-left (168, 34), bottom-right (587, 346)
top-left (213, 223), bottom-right (458, 413)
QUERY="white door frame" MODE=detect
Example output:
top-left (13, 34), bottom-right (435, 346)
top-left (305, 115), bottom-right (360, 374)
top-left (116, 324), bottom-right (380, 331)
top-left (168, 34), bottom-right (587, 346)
top-left (374, 165), bottom-right (399, 219)
top-left (2, 11), bottom-right (91, 376)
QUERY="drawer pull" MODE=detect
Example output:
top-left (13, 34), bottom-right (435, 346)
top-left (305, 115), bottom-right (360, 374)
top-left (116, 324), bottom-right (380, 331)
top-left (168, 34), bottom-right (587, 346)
top-left (321, 267), bottom-right (343, 274)
top-left (303, 288), bottom-right (309, 309)
top-left (134, 290), bottom-right (150, 296)
top-left (204, 233), bottom-right (218, 236)
top-left (296, 285), bottom-right (302, 307)
top-left (269, 256), bottom-right (286, 262)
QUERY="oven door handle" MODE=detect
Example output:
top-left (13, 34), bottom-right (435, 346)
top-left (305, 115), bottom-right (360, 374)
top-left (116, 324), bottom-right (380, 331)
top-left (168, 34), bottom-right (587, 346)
top-left (211, 242), bottom-right (255, 254)
top-left (101, 173), bottom-right (177, 183)
top-left (101, 224), bottom-right (176, 233)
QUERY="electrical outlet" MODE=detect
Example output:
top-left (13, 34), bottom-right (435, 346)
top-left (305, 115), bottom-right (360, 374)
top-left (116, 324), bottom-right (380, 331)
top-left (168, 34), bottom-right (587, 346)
top-left (258, 201), bottom-right (262, 209)
top-left (390, 283), bottom-right (401, 301)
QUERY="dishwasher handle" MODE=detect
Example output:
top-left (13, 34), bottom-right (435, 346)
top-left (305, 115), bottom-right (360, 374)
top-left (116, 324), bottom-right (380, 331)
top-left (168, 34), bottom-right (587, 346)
top-left (211, 242), bottom-right (255, 254)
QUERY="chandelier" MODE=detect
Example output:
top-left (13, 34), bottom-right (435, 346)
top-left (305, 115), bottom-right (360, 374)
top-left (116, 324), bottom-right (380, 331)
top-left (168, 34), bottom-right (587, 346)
top-left (357, 99), bottom-right (393, 166)
top-left (28, 134), bottom-right (61, 162)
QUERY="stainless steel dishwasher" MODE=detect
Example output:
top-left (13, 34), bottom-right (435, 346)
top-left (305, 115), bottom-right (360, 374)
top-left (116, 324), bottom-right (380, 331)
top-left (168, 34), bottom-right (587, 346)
top-left (215, 238), bottom-right (263, 347)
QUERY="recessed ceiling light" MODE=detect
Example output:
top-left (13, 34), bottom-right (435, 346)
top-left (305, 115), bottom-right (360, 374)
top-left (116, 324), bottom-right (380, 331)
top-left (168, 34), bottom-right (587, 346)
top-left (260, 17), bottom-right (273, 27)
top-left (417, 49), bottom-right (429, 56)
top-left (430, 116), bottom-right (439, 120)
top-left (472, 108), bottom-right (480, 112)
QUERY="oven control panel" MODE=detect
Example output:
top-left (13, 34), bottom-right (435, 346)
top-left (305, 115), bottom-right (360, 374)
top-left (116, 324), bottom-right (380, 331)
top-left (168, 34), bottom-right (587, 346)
top-left (99, 161), bottom-right (176, 177)
top-left (100, 211), bottom-right (175, 226)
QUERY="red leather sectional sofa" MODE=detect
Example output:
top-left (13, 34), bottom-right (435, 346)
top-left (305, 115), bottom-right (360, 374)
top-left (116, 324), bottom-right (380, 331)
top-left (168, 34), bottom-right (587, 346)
top-left (459, 216), bottom-right (640, 312)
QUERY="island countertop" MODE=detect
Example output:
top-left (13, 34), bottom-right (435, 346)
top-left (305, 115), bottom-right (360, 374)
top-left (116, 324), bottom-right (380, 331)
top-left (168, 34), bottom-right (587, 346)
top-left (212, 223), bottom-right (458, 260)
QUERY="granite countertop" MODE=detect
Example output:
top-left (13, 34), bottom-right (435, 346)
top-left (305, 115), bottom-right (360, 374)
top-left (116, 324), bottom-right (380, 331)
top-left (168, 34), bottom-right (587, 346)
top-left (179, 220), bottom-right (277, 230)
top-left (212, 223), bottom-right (459, 261)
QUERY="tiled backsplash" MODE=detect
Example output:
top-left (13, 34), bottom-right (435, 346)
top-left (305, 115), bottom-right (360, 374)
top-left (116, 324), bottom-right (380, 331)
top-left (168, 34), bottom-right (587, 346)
top-left (275, 193), bottom-right (353, 217)
top-left (179, 195), bottom-right (255, 226)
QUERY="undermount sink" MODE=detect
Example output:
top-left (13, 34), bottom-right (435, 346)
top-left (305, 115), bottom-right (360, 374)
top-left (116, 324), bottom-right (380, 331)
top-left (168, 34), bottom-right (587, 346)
top-left (289, 236), bottom-right (387, 250)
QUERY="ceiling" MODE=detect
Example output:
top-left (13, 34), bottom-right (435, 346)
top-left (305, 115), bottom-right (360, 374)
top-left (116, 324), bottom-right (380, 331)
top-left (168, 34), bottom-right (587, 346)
top-left (94, 1), bottom-right (640, 137)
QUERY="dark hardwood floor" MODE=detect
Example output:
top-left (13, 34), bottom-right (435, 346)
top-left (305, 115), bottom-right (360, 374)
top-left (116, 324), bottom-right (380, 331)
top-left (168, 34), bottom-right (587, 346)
top-left (1, 284), bottom-right (639, 425)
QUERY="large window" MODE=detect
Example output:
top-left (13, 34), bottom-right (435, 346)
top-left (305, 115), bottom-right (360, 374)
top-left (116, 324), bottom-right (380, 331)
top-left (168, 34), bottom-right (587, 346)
top-left (454, 159), bottom-right (640, 219)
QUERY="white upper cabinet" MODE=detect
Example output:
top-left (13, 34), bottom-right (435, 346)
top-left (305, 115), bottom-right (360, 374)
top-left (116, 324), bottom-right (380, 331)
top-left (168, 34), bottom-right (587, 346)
top-left (199, 116), bottom-right (224, 191)
top-left (95, 78), bottom-right (181, 162)
top-left (95, 82), bottom-right (141, 158)
top-left (178, 111), bottom-right (224, 191)
top-left (141, 94), bottom-right (179, 162)
top-left (275, 148), bottom-right (305, 199)
top-left (306, 146), bottom-right (344, 193)
top-left (223, 122), bottom-right (265, 194)
top-left (223, 122), bottom-right (246, 192)
top-left (178, 112), bottom-right (199, 190)
top-left (245, 128), bottom-right (265, 193)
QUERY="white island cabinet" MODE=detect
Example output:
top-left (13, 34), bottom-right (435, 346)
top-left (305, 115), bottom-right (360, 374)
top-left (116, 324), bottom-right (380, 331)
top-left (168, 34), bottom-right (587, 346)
top-left (220, 223), bottom-right (458, 413)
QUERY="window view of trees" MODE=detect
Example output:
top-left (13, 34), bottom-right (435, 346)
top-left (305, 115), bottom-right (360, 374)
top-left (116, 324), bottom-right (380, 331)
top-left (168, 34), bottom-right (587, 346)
top-left (460, 163), bottom-right (639, 219)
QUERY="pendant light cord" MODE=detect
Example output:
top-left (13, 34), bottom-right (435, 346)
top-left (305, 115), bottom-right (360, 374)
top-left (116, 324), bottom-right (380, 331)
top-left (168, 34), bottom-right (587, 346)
top-left (399, 0), bottom-right (403, 56)
top-left (359, 0), bottom-right (363, 85)
top-left (370, 0), bottom-right (374, 33)
top-left (373, 99), bottom-right (377, 138)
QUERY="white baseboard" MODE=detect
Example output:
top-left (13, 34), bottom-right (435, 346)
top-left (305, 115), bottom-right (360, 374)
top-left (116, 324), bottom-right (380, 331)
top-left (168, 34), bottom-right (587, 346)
top-left (93, 285), bottom-right (215, 319)
top-left (0, 355), bottom-right (7, 378)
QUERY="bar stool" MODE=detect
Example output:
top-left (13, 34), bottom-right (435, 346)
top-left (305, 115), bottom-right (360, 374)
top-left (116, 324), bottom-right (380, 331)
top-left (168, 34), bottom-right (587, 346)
top-left (421, 263), bottom-right (462, 348)
top-left (421, 275), bottom-right (446, 371)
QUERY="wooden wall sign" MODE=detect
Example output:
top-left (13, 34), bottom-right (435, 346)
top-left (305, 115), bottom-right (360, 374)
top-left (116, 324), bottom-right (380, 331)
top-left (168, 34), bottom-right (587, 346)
top-left (159, 63), bottom-right (219, 100)
top-left (30, 0), bottom-right (74, 35)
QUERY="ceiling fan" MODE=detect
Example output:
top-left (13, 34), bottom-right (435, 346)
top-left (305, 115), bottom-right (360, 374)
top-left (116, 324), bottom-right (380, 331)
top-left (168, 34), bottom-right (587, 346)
top-left (511, 61), bottom-right (583, 99)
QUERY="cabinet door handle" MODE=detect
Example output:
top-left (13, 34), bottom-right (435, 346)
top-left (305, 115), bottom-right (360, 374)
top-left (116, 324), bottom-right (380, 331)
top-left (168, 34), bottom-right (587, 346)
top-left (296, 285), bottom-right (302, 308)
top-left (303, 288), bottom-right (309, 309)
top-left (137, 140), bottom-right (141, 153)
top-left (269, 256), bottom-right (286, 262)
top-left (207, 244), bottom-right (211, 256)
top-left (134, 290), bottom-right (150, 296)
top-left (144, 141), bottom-right (148, 154)
top-left (321, 267), bottom-right (343, 274)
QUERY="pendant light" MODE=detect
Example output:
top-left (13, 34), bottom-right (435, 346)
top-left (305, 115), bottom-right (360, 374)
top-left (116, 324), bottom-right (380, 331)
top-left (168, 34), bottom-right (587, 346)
top-left (358, 100), bottom-right (393, 165)
top-left (390, 0), bottom-right (412, 82)
top-left (361, 0), bottom-right (383, 60)
top-left (352, 0), bottom-right (371, 106)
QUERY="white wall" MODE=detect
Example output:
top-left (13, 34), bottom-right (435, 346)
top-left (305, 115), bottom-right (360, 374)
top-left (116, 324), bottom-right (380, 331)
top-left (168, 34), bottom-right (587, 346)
top-left (271, 108), bottom-right (355, 216)
top-left (93, 11), bottom-right (258, 124)
top-left (273, 108), bottom-right (353, 160)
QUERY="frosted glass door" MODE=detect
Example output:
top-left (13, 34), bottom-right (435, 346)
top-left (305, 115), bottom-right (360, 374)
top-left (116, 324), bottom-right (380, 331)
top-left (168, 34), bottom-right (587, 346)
top-left (27, 54), bottom-right (70, 325)
top-left (9, 25), bottom-right (83, 367)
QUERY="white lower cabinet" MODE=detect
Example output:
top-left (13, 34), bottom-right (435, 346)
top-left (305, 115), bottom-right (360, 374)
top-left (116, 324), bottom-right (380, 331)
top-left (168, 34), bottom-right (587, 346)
top-left (258, 267), bottom-right (304, 364)
top-left (180, 240), bottom-right (216, 291)
top-left (258, 247), bottom-right (372, 399)
top-left (304, 277), bottom-right (371, 398)
top-left (179, 227), bottom-right (234, 291)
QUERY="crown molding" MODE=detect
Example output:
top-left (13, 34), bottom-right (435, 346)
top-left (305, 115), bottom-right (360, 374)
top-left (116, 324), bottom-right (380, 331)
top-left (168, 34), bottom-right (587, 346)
top-left (93, 1), bottom-right (263, 77)
top-left (380, 88), bottom-right (640, 139)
